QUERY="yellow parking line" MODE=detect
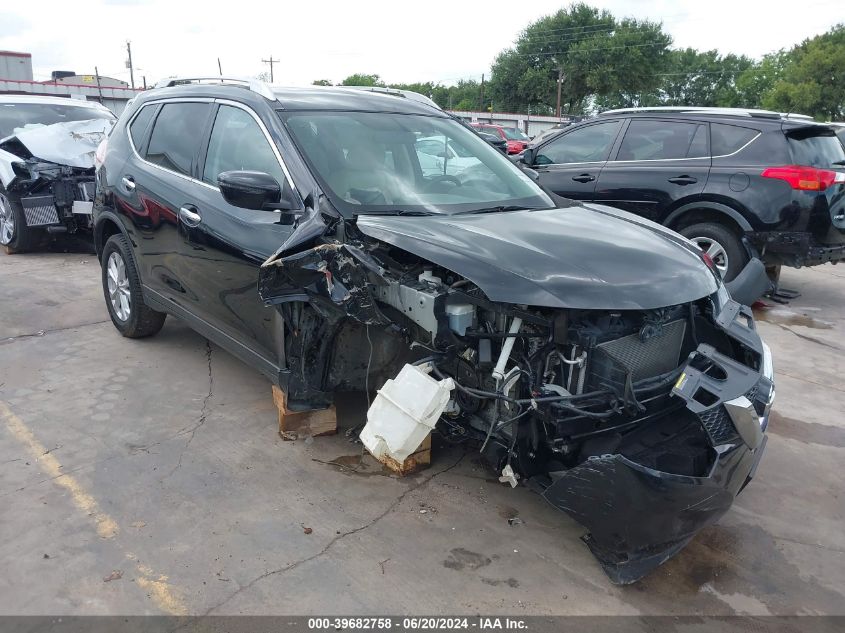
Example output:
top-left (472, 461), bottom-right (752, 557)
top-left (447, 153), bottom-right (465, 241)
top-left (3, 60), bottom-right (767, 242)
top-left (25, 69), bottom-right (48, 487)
top-left (0, 400), bottom-right (187, 615)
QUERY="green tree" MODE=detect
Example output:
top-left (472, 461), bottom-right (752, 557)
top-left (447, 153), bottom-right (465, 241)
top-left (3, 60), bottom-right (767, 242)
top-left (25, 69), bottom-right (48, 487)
top-left (613, 48), bottom-right (755, 109)
top-left (340, 73), bottom-right (384, 87)
top-left (734, 51), bottom-right (788, 109)
top-left (762, 25), bottom-right (845, 120)
top-left (312, 79), bottom-right (333, 86)
top-left (488, 3), bottom-right (671, 115)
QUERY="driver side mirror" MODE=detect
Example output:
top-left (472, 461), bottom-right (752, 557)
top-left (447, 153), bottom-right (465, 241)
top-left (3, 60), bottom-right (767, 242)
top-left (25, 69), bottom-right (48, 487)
top-left (218, 170), bottom-right (298, 211)
top-left (521, 147), bottom-right (536, 165)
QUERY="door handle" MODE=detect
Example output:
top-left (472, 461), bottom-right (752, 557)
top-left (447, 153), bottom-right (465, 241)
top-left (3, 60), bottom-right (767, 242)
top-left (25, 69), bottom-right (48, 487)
top-left (179, 205), bottom-right (202, 227)
top-left (572, 173), bottom-right (596, 183)
top-left (668, 175), bottom-right (698, 185)
top-left (121, 176), bottom-right (136, 191)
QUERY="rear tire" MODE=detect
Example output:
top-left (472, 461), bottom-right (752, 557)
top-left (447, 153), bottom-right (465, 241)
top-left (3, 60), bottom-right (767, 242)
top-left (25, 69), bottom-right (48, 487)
top-left (679, 222), bottom-right (748, 282)
top-left (0, 186), bottom-right (39, 253)
top-left (101, 233), bottom-right (166, 338)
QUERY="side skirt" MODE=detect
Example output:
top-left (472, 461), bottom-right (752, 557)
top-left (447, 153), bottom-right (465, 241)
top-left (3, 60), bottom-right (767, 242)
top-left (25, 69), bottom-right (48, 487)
top-left (142, 285), bottom-right (290, 390)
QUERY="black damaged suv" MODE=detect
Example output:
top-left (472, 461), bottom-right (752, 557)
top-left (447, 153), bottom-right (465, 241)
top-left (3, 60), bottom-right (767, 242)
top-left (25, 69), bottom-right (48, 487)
top-left (521, 107), bottom-right (845, 281)
top-left (93, 79), bottom-right (774, 583)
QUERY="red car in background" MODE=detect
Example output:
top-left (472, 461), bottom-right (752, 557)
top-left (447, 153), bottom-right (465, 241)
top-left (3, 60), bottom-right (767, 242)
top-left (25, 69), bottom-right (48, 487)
top-left (471, 123), bottom-right (530, 154)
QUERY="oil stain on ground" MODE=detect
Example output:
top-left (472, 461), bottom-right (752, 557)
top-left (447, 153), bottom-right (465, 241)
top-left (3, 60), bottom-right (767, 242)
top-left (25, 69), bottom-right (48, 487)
top-left (767, 410), bottom-right (845, 448)
top-left (315, 453), bottom-right (395, 477)
top-left (626, 523), bottom-right (845, 614)
top-left (443, 548), bottom-right (492, 571)
top-left (752, 306), bottom-right (833, 330)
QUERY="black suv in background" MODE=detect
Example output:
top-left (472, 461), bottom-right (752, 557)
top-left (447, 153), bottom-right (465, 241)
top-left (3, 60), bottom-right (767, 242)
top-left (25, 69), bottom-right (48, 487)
top-left (521, 107), bottom-right (845, 281)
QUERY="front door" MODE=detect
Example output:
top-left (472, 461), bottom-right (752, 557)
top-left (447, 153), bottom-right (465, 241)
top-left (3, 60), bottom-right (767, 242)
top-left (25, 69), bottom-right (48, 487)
top-left (176, 102), bottom-right (298, 363)
top-left (531, 119), bottom-right (624, 201)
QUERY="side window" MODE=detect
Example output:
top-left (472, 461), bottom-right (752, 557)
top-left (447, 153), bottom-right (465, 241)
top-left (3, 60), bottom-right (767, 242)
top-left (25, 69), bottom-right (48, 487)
top-left (616, 120), bottom-right (706, 161)
top-left (203, 105), bottom-right (286, 187)
top-left (145, 103), bottom-right (210, 176)
top-left (710, 123), bottom-right (759, 157)
top-left (128, 105), bottom-right (155, 150)
top-left (535, 120), bottom-right (622, 165)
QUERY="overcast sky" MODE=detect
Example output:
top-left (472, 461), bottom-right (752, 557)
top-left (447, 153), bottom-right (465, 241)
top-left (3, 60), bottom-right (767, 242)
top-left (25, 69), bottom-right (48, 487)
top-left (0, 0), bottom-right (841, 87)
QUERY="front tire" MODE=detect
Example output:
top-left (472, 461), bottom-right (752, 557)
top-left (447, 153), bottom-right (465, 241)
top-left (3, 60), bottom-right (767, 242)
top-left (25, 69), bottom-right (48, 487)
top-left (0, 186), bottom-right (39, 253)
top-left (679, 222), bottom-right (748, 282)
top-left (101, 233), bottom-right (166, 338)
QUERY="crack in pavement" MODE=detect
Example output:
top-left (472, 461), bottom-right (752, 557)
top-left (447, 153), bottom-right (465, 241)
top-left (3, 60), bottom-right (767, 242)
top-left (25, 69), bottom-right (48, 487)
top-left (0, 320), bottom-right (110, 345)
top-left (775, 369), bottom-right (845, 394)
top-left (770, 322), bottom-right (843, 352)
top-left (202, 450), bottom-right (467, 615)
top-left (160, 341), bottom-right (214, 484)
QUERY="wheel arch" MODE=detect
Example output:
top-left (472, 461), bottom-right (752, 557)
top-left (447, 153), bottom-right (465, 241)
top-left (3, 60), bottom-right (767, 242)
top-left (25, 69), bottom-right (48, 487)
top-left (664, 201), bottom-right (753, 236)
top-left (93, 211), bottom-right (128, 261)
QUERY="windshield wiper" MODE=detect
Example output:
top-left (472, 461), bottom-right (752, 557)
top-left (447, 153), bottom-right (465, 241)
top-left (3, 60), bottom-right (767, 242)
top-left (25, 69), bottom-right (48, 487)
top-left (832, 160), bottom-right (845, 166)
top-left (356, 209), bottom-right (436, 217)
top-left (458, 205), bottom-right (531, 215)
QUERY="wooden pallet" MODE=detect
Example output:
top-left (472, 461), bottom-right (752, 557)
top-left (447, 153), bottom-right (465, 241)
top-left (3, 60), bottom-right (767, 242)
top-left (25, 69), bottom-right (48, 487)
top-left (271, 384), bottom-right (337, 440)
top-left (375, 433), bottom-right (432, 475)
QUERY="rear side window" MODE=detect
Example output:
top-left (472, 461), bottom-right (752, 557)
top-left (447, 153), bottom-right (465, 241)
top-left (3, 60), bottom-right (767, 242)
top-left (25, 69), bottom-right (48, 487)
top-left (616, 120), bottom-right (707, 160)
top-left (535, 120), bottom-right (622, 165)
top-left (710, 123), bottom-right (759, 156)
top-left (786, 129), bottom-right (845, 168)
top-left (145, 103), bottom-right (210, 176)
top-left (128, 105), bottom-right (155, 149)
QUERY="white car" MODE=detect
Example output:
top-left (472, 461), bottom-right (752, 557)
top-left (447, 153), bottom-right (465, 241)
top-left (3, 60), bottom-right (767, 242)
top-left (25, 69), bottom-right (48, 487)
top-left (415, 135), bottom-right (481, 177)
top-left (0, 95), bottom-right (116, 251)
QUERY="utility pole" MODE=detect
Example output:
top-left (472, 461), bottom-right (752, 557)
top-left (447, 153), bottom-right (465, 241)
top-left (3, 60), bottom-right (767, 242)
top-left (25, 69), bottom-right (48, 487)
top-left (126, 41), bottom-right (135, 89)
top-left (555, 66), bottom-right (563, 119)
top-left (94, 66), bottom-right (104, 104)
top-left (479, 73), bottom-right (485, 113)
top-left (555, 67), bottom-right (563, 119)
top-left (261, 56), bottom-right (279, 83)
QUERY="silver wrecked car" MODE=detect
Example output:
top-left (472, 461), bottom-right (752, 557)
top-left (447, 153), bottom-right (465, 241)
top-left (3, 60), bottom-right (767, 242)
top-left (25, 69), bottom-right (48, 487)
top-left (0, 95), bottom-right (116, 251)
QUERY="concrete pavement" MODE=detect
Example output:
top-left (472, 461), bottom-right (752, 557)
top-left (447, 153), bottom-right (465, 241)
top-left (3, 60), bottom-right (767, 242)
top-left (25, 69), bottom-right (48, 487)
top-left (1, 245), bottom-right (843, 615)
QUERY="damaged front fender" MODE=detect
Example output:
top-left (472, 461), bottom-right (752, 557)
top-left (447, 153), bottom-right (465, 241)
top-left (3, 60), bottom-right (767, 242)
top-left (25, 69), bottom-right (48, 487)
top-left (259, 241), bottom-right (390, 325)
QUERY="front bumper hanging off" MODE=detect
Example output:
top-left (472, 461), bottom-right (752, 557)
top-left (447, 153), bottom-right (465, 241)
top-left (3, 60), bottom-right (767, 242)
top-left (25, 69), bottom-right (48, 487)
top-left (542, 313), bottom-right (774, 584)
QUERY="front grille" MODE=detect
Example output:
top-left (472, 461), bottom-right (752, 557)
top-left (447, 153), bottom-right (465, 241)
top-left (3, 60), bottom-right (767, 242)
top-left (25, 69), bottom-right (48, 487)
top-left (596, 319), bottom-right (686, 381)
top-left (698, 405), bottom-right (737, 444)
top-left (21, 196), bottom-right (59, 226)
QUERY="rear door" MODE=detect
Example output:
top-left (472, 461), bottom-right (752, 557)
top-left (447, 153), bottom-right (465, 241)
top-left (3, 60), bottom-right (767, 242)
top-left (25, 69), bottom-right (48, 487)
top-left (531, 119), bottom-right (624, 201)
top-left (177, 101), bottom-right (300, 362)
top-left (117, 100), bottom-right (214, 304)
top-left (595, 118), bottom-right (710, 222)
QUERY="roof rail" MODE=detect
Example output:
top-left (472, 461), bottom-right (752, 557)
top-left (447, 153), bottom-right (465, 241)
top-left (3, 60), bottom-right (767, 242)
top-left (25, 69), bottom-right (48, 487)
top-left (339, 85), bottom-right (441, 110)
top-left (598, 106), bottom-right (800, 120)
top-left (154, 76), bottom-right (276, 100)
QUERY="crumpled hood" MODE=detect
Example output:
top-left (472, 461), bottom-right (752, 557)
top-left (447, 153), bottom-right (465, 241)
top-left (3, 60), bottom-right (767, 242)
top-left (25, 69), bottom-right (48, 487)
top-left (2, 118), bottom-right (112, 169)
top-left (357, 204), bottom-right (719, 310)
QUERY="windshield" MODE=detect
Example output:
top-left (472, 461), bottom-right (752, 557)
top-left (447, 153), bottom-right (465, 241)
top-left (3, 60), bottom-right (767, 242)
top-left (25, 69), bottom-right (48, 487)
top-left (502, 128), bottom-right (529, 141)
top-left (282, 111), bottom-right (553, 216)
top-left (0, 103), bottom-right (116, 140)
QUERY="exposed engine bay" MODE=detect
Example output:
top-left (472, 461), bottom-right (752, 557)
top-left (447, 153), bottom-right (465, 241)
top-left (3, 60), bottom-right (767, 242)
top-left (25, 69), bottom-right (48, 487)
top-left (0, 118), bottom-right (112, 239)
top-left (257, 206), bottom-right (774, 584)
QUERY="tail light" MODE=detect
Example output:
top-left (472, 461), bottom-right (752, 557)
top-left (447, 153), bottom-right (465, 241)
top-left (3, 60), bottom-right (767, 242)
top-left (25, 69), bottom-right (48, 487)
top-left (94, 138), bottom-right (108, 171)
top-left (761, 165), bottom-right (843, 191)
